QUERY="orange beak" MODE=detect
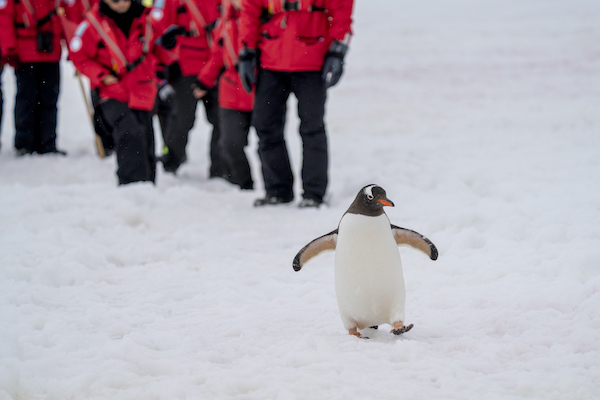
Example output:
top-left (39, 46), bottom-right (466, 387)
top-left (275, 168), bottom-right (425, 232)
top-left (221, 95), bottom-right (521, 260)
top-left (378, 199), bottom-right (394, 207)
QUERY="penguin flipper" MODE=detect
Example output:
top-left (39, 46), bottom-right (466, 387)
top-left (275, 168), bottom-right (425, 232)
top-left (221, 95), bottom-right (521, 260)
top-left (391, 225), bottom-right (438, 260)
top-left (293, 229), bottom-right (338, 271)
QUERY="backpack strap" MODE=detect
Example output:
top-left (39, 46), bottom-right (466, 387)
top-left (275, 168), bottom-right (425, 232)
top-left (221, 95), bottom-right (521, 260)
top-left (18, 0), bottom-right (37, 28)
top-left (221, 24), bottom-right (238, 67)
top-left (86, 12), bottom-right (128, 74)
top-left (85, 12), bottom-right (152, 75)
top-left (17, 0), bottom-right (58, 28)
top-left (126, 14), bottom-right (152, 72)
top-left (180, 0), bottom-right (215, 45)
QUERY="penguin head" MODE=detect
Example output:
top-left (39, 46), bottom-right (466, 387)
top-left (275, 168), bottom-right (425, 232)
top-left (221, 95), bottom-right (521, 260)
top-left (347, 184), bottom-right (395, 216)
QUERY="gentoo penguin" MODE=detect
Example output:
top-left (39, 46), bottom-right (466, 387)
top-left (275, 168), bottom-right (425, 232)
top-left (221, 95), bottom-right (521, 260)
top-left (293, 184), bottom-right (438, 338)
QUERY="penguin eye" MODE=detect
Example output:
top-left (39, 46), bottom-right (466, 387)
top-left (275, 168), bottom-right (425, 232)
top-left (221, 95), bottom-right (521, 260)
top-left (366, 194), bottom-right (374, 200)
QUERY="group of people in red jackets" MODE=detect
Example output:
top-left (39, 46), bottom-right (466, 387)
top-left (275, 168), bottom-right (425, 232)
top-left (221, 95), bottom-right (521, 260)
top-left (0, 0), bottom-right (354, 207)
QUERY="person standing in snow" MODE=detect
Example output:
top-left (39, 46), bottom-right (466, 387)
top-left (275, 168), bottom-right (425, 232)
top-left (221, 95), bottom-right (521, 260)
top-left (0, 0), bottom-right (67, 156)
top-left (192, 0), bottom-right (254, 190)
top-left (238, 0), bottom-right (354, 208)
top-left (150, 0), bottom-right (227, 178)
top-left (69, 0), bottom-right (176, 184)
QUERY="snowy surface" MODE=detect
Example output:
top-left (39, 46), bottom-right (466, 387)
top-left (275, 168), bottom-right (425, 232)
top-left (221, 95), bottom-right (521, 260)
top-left (1, 0), bottom-right (600, 398)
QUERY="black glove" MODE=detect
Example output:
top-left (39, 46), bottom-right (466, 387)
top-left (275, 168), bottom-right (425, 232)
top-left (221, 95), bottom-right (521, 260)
top-left (165, 62), bottom-right (182, 84)
top-left (157, 26), bottom-right (186, 50)
top-left (322, 40), bottom-right (348, 88)
top-left (238, 47), bottom-right (257, 93)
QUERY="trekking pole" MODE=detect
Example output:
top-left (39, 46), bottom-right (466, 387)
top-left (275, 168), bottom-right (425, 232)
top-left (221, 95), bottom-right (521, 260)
top-left (75, 71), bottom-right (106, 158)
top-left (55, 5), bottom-right (105, 158)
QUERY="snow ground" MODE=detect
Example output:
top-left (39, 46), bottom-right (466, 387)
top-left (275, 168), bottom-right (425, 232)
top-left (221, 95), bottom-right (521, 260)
top-left (1, 0), bottom-right (599, 399)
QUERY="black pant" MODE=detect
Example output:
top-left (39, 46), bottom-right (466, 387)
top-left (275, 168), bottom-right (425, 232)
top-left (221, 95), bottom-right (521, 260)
top-left (253, 69), bottom-right (328, 201)
top-left (219, 108), bottom-right (253, 189)
top-left (160, 75), bottom-right (227, 177)
top-left (14, 62), bottom-right (60, 153)
top-left (0, 65), bottom-right (3, 147)
top-left (98, 100), bottom-right (155, 185)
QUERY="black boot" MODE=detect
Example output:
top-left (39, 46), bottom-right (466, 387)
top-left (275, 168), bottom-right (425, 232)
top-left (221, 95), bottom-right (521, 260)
top-left (158, 146), bottom-right (186, 173)
top-left (254, 195), bottom-right (293, 207)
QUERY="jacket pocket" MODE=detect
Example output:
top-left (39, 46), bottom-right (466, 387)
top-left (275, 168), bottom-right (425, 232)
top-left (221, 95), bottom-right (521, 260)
top-left (296, 12), bottom-right (328, 45)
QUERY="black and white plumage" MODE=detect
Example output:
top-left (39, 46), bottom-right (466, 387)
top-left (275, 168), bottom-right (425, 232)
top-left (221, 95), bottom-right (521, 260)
top-left (293, 184), bottom-right (438, 338)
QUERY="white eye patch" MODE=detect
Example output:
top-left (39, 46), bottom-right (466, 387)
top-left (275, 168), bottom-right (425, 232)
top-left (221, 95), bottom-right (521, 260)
top-left (363, 184), bottom-right (378, 199)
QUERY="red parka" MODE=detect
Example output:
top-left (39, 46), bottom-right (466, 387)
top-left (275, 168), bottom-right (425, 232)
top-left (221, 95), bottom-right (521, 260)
top-left (198, 2), bottom-right (253, 112)
top-left (0, 0), bottom-right (66, 63)
top-left (150, 0), bottom-right (220, 76)
top-left (69, 2), bottom-right (175, 111)
top-left (0, 0), bottom-right (16, 58)
top-left (239, 0), bottom-right (353, 72)
top-left (63, 0), bottom-right (100, 24)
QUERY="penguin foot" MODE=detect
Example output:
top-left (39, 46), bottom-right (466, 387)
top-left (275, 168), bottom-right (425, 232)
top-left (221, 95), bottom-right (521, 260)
top-left (391, 323), bottom-right (414, 335)
top-left (348, 328), bottom-right (369, 339)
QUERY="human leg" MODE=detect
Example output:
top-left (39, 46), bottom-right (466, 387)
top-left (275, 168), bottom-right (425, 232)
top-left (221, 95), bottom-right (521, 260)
top-left (14, 63), bottom-right (37, 154)
top-left (292, 71), bottom-right (328, 203)
top-left (219, 107), bottom-right (253, 189)
top-left (201, 86), bottom-right (228, 178)
top-left (35, 62), bottom-right (60, 154)
top-left (161, 75), bottom-right (198, 171)
top-left (134, 109), bottom-right (156, 183)
top-left (99, 100), bottom-right (155, 185)
top-left (253, 69), bottom-right (293, 201)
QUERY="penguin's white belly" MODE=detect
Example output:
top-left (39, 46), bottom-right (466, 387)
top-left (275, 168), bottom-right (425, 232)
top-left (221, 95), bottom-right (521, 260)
top-left (335, 213), bottom-right (406, 330)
